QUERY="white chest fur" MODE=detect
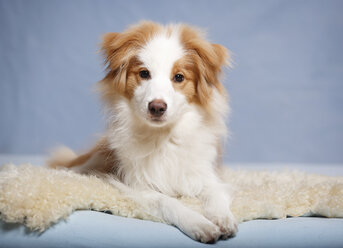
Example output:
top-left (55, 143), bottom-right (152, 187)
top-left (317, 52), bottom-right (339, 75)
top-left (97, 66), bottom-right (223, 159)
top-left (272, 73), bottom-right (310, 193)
top-left (107, 100), bottom-right (225, 197)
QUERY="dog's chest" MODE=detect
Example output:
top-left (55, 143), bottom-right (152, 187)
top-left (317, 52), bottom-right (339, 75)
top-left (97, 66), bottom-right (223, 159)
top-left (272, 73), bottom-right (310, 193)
top-left (118, 128), bottom-right (218, 197)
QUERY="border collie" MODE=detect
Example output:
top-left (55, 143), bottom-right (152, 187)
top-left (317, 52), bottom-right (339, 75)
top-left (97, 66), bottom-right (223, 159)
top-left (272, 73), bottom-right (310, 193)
top-left (48, 21), bottom-right (237, 243)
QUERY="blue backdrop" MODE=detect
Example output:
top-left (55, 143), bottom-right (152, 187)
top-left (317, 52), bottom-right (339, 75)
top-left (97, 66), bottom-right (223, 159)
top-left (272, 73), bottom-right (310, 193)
top-left (0, 0), bottom-right (342, 163)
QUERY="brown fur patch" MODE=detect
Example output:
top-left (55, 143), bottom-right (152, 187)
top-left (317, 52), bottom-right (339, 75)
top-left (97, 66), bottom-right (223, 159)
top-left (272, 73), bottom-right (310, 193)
top-left (99, 21), bottom-right (162, 101)
top-left (53, 138), bottom-right (119, 174)
top-left (179, 25), bottom-right (230, 108)
top-left (171, 56), bottom-right (198, 104)
top-left (124, 56), bottom-right (144, 99)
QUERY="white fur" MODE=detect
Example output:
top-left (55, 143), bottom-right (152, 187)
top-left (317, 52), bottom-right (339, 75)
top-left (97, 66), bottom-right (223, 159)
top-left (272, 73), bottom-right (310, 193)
top-left (73, 26), bottom-right (237, 242)
top-left (133, 30), bottom-right (186, 125)
top-left (103, 89), bottom-right (237, 241)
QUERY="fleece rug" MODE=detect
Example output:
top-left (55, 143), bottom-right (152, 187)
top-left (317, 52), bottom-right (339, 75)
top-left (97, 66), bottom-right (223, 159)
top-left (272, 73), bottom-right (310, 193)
top-left (0, 163), bottom-right (342, 231)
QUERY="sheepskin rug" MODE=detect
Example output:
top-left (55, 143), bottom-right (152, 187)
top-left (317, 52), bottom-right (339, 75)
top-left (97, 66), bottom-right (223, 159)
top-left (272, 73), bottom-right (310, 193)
top-left (0, 163), bottom-right (342, 232)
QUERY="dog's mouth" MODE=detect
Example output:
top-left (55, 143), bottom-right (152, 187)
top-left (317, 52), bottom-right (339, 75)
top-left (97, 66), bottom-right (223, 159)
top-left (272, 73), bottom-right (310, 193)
top-left (147, 115), bottom-right (168, 126)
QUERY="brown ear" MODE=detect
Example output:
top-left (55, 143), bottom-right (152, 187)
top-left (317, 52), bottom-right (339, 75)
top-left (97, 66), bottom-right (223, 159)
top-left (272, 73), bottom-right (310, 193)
top-left (100, 22), bottom-right (162, 96)
top-left (102, 32), bottom-right (120, 61)
top-left (194, 42), bottom-right (229, 107)
top-left (100, 32), bottom-right (131, 95)
top-left (179, 23), bottom-right (230, 106)
top-left (101, 32), bottom-right (134, 72)
top-left (211, 43), bottom-right (231, 68)
top-left (101, 21), bottom-right (162, 71)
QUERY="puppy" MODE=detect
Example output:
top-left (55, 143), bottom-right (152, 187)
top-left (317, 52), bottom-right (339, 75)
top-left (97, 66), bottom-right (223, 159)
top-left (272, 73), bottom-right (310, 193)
top-left (48, 21), bottom-right (237, 243)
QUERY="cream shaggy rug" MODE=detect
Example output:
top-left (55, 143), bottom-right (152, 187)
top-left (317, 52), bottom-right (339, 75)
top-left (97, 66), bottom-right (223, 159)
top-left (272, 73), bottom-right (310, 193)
top-left (0, 163), bottom-right (342, 232)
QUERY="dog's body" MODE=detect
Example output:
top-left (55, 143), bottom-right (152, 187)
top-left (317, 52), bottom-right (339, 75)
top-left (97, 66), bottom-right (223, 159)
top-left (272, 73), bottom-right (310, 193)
top-left (48, 21), bottom-right (237, 243)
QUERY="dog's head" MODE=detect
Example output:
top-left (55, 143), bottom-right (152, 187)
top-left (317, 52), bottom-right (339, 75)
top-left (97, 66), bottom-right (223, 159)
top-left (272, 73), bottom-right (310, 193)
top-left (99, 21), bottom-right (230, 127)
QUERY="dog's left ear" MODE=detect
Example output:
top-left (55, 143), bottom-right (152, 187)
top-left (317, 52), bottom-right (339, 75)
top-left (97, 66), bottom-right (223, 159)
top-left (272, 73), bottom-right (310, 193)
top-left (194, 42), bottom-right (230, 107)
top-left (211, 43), bottom-right (231, 68)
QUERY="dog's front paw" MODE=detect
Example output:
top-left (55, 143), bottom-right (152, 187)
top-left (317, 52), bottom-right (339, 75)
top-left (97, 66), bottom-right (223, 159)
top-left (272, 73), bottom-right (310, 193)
top-left (204, 209), bottom-right (238, 239)
top-left (181, 215), bottom-right (222, 243)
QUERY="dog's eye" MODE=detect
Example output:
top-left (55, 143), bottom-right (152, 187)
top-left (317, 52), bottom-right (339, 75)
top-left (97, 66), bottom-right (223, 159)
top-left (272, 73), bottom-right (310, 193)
top-left (139, 70), bottom-right (150, 79)
top-left (174, 74), bottom-right (184, 83)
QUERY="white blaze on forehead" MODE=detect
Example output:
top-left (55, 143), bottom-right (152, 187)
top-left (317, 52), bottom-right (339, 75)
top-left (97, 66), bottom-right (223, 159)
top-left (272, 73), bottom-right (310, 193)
top-left (138, 30), bottom-right (185, 76)
top-left (133, 28), bottom-right (188, 125)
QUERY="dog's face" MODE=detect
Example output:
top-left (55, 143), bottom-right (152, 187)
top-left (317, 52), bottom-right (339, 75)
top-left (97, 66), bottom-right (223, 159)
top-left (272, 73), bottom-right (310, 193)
top-left (100, 22), bottom-right (229, 127)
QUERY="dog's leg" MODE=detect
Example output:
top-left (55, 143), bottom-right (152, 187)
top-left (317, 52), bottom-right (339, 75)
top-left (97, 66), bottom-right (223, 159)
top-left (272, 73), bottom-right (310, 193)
top-left (118, 188), bottom-right (222, 243)
top-left (145, 191), bottom-right (223, 243)
top-left (200, 183), bottom-right (238, 239)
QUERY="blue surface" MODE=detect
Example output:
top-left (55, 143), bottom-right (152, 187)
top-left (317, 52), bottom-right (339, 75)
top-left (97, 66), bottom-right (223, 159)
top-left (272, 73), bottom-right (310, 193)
top-left (1, 211), bottom-right (343, 248)
top-left (1, 0), bottom-right (343, 163)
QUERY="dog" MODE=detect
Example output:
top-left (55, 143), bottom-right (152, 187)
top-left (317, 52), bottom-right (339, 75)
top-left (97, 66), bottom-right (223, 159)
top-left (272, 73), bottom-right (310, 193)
top-left (47, 21), bottom-right (237, 243)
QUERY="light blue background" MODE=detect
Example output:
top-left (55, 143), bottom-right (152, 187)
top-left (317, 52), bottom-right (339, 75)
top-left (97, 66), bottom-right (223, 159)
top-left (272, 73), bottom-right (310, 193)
top-left (0, 0), bottom-right (342, 163)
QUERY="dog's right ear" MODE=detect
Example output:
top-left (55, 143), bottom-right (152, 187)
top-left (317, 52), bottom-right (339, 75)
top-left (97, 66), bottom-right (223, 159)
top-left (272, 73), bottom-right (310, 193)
top-left (101, 21), bottom-right (161, 71)
top-left (100, 32), bottom-right (134, 95)
top-left (101, 32), bottom-right (132, 72)
top-left (102, 32), bottom-right (120, 62)
top-left (99, 22), bottom-right (161, 98)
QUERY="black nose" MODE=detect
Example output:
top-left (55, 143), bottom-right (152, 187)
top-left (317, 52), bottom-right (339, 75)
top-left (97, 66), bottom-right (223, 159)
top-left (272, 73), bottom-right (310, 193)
top-left (148, 99), bottom-right (167, 117)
